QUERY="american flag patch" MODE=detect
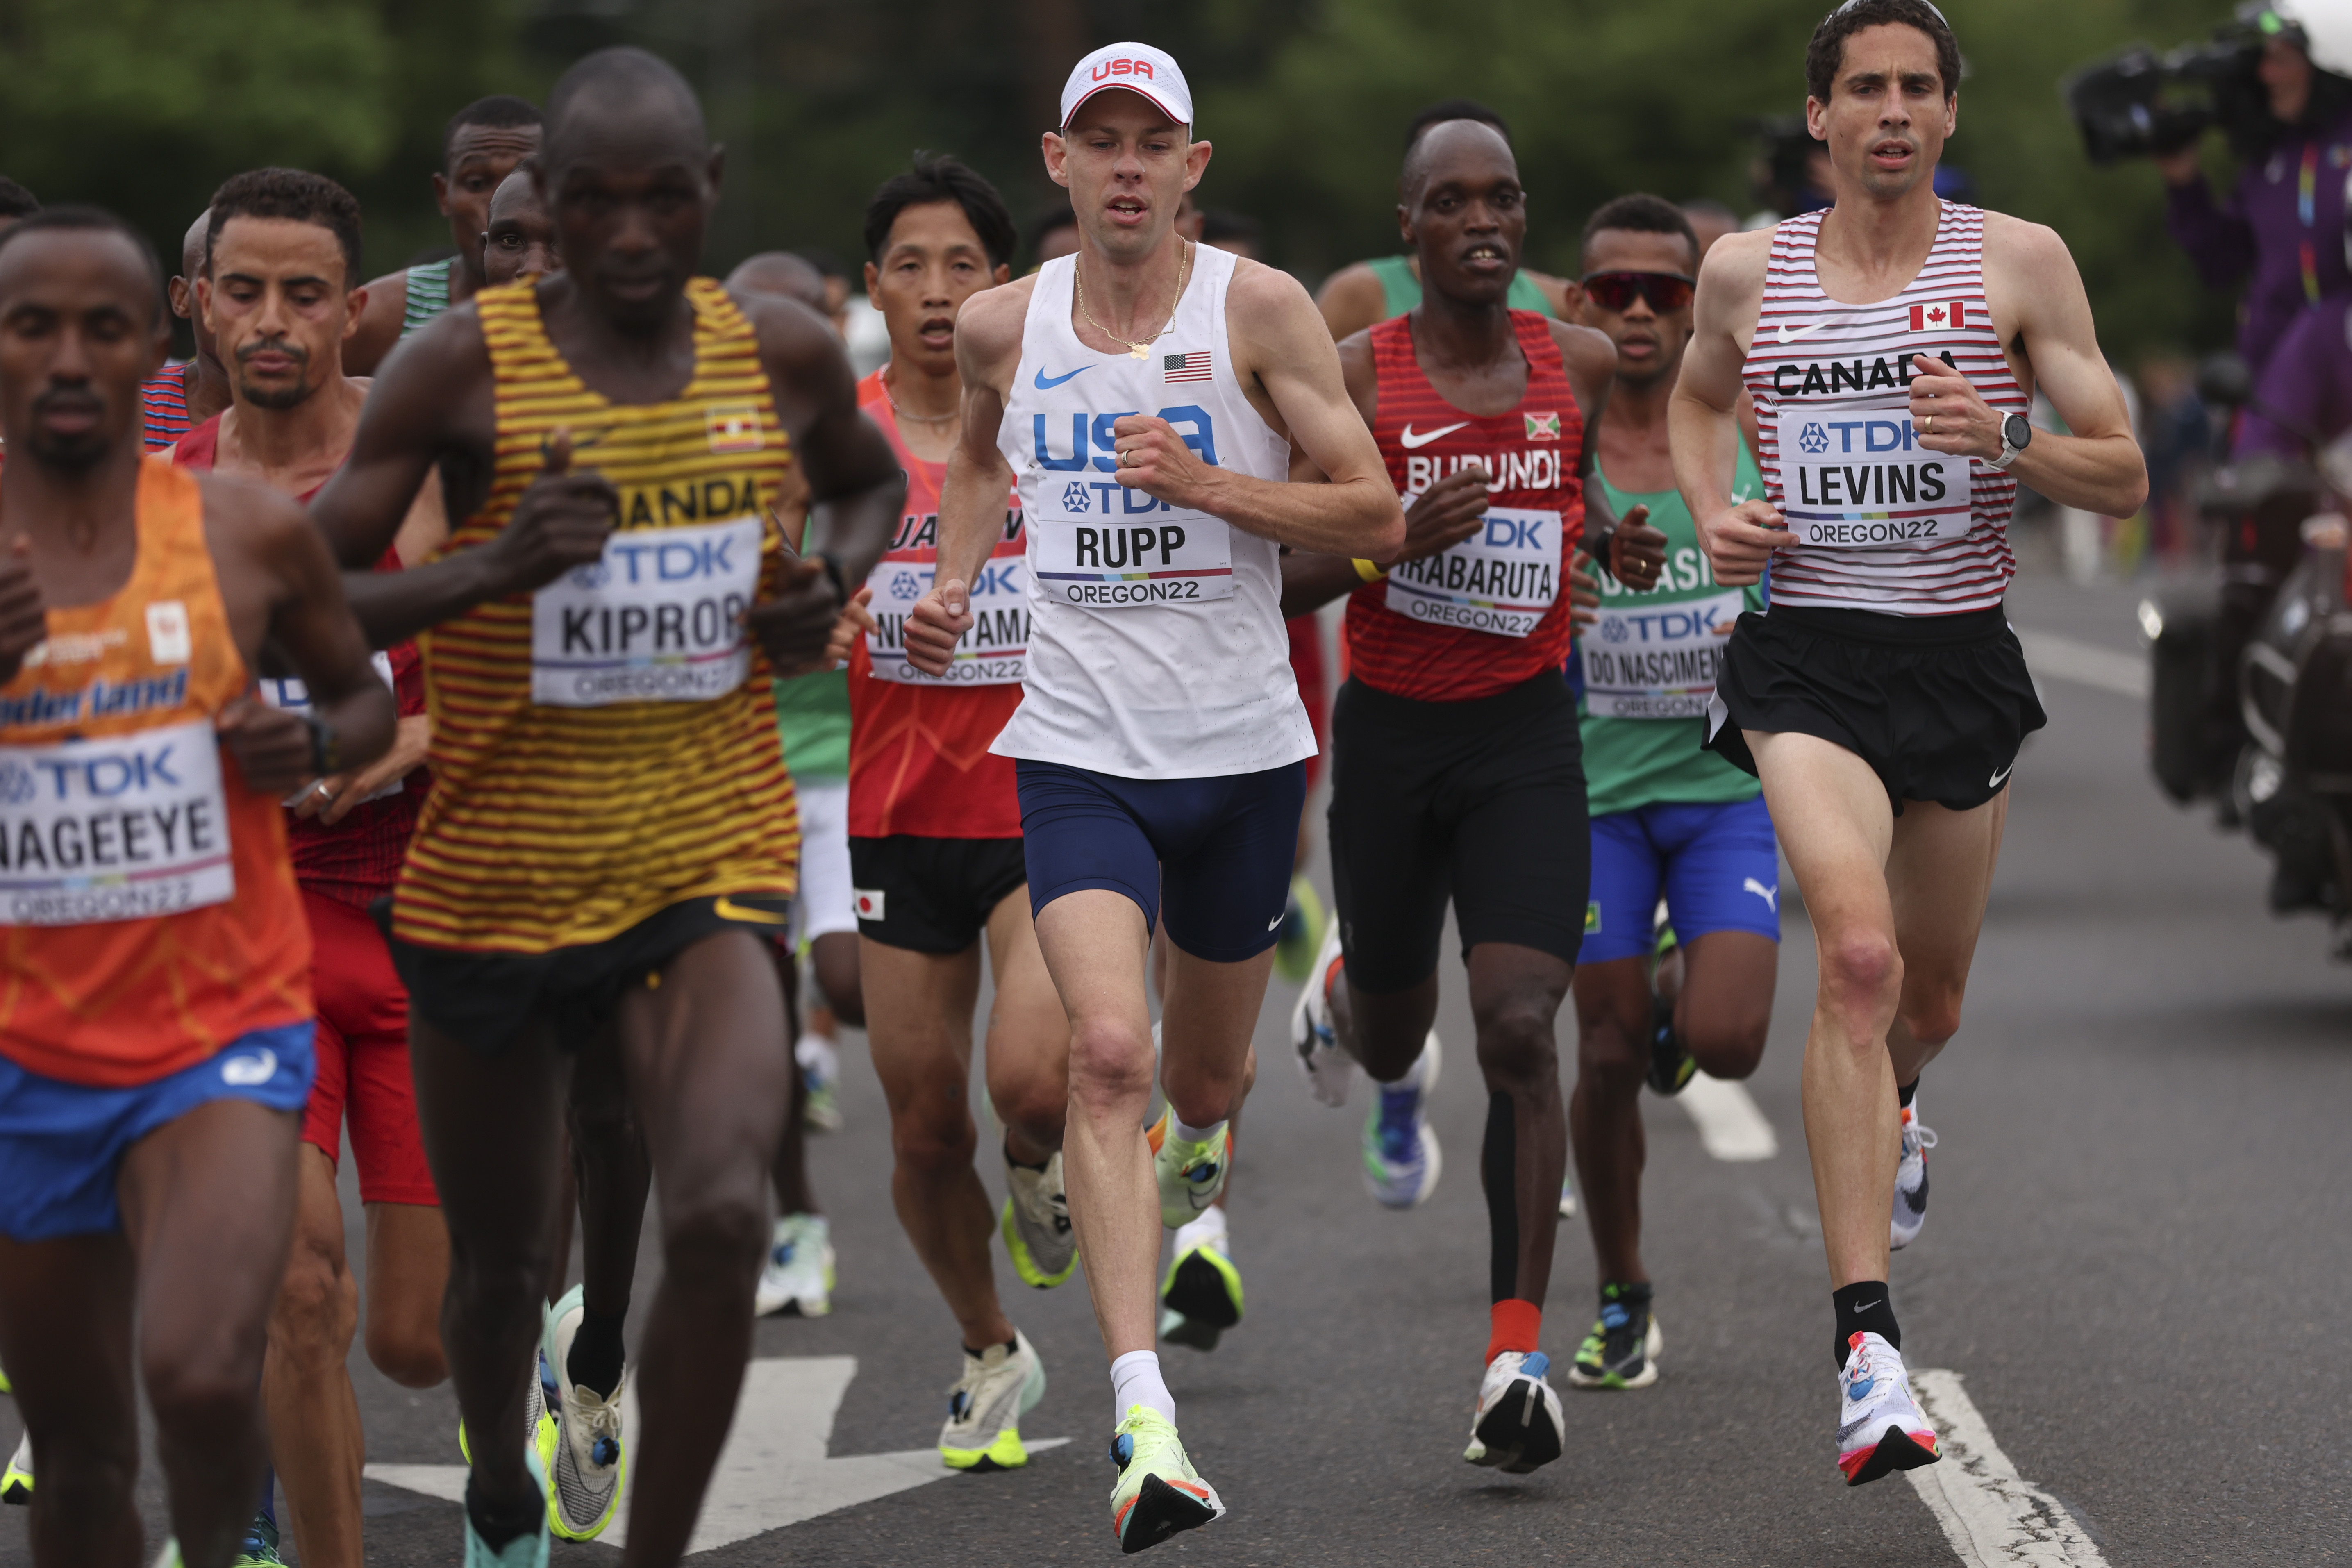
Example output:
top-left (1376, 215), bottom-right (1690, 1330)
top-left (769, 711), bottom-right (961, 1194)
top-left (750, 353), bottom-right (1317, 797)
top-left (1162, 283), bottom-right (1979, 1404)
top-left (705, 403), bottom-right (765, 454)
top-left (1163, 350), bottom-right (1212, 384)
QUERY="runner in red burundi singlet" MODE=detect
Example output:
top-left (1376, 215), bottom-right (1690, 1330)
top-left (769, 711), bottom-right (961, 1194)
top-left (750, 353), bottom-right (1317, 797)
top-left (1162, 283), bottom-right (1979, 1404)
top-left (1279, 115), bottom-right (1661, 1474)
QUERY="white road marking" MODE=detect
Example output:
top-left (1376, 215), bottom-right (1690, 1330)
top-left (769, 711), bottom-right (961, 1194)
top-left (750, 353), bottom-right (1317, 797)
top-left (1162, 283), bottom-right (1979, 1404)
top-left (1677, 1072), bottom-right (1777, 1161)
top-left (1906, 1369), bottom-right (2110, 1567)
top-left (2014, 629), bottom-right (2148, 699)
top-left (366, 1354), bottom-right (1067, 1555)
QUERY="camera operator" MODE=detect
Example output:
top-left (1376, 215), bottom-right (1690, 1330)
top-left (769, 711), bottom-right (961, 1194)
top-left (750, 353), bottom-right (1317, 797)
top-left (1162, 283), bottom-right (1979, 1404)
top-left (2160, 7), bottom-right (2352, 379)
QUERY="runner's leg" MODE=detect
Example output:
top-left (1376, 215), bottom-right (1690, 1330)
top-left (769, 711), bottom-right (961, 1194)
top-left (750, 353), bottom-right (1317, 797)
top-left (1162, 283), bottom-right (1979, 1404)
top-left (262, 1147), bottom-right (362, 1568)
top-left (1884, 790), bottom-right (2009, 1088)
top-left (568, 1036), bottom-right (649, 1364)
top-left (1569, 956), bottom-right (1653, 1285)
top-left (981, 889), bottom-right (1070, 1164)
top-left (1463, 944), bottom-right (1573, 1309)
top-left (0, 1235), bottom-right (139, 1568)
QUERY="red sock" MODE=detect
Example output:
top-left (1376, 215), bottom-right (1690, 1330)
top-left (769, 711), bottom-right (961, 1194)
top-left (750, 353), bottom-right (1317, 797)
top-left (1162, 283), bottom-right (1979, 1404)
top-left (1486, 1299), bottom-right (1541, 1364)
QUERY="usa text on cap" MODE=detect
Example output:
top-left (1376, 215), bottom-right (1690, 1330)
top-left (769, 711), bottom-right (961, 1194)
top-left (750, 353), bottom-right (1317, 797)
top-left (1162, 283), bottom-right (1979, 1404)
top-left (1059, 43), bottom-right (1195, 131)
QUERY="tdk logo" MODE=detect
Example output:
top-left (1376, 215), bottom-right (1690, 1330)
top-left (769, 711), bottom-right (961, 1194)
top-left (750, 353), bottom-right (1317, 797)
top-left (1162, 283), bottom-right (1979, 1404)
top-left (1482, 514), bottom-right (1547, 551)
top-left (1062, 479), bottom-right (1174, 516)
top-left (602, 534), bottom-right (742, 583)
top-left (1034, 407), bottom-right (1218, 473)
top-left (27, 743), bottom-right (184, 800)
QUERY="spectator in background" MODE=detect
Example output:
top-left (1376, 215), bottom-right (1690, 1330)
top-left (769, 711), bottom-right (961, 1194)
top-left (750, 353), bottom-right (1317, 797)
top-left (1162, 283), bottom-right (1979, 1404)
top-left (2161, 14), bottom-right (2352, 379)
top-left (1201, 209), bottom-right (1263, 260)
top-left (2136, 353), bottom-right (2213, 561)
top-left (1025, 205), bottom-right (1079, 272)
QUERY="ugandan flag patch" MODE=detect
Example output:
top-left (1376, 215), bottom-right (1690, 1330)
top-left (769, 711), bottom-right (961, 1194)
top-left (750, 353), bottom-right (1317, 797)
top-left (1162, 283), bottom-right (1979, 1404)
top-left (706, 404), bottom-right (765, 454)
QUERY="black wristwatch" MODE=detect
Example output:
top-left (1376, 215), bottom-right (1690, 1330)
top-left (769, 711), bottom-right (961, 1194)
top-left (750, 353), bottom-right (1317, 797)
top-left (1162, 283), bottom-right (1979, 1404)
top-left (1988, 411), bottom-right (2032, 471)
top-left (302, 714), bottom-right (341, 777)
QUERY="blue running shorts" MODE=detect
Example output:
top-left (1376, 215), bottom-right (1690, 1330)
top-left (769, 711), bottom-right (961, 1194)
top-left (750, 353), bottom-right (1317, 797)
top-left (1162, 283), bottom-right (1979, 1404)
top-left (1582, 795), bottom-right (1782, 965)
top-left (1015, 759), bottom-right (1307, 963)
top-left (0, 1020), bottom-right (316, 1242)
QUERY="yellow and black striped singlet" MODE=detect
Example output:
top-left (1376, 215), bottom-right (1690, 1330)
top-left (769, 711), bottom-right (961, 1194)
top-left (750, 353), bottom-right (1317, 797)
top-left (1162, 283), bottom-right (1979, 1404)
top-left (391, 277), bottom-right (801, 954)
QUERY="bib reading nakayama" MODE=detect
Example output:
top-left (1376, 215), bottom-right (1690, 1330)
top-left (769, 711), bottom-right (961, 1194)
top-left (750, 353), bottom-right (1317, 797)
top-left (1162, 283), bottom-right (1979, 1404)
top-left (0, 717), bottom-right (234, 926)
top-left (1032, 493), bottom-right (1233, 609)
top-left (864, 552), bottom-right (1029, 685)
top-left (261, 652), bottom-right (403, 802)
top-left (1382, 505), bottom-right (1560, 639)
top-left (1581, 589), bottom-right (1742, 719)
top-left (1778, 402), bottom-right (1970, 549)
top-left (531, 515), bottom-right (761, 706)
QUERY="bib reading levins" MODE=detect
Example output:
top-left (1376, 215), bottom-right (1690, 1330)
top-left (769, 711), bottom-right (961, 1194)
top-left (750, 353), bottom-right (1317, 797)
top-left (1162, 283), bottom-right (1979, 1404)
top-left (531, 514), bottom-right (762, 705)
top-left (0, 718), bottom-right (234, 925)
top-left (1776, 401), bottom-right (1967, 549)
top-left (1382, 503), bottom-right (1562, 638)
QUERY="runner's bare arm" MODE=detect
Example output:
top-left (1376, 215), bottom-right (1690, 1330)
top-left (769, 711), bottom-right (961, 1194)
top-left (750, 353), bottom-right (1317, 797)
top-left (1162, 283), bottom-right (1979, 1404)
top-left (1313, 263), bottom-right (1391, 343)
top-left (906, 279), bottom-right (1029, 677)
top-left (1672, 229), bottom-right (1784, 587)
top-left (1280, 330), bottom-right (1395, 616)
top-left (1546, 318), bottom-right (1660, 590)
top-left (1909, 216), bottom-right (2147, 518)
top-left (1117, 260), bottom-right (1404, 560)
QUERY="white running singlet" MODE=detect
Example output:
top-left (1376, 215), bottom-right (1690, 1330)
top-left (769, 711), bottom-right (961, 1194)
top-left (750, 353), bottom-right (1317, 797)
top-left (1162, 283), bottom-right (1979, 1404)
top-left (1742, 202), bottom-right (2026, 616)
top-left (992, 245), bottom-right (1313, 779)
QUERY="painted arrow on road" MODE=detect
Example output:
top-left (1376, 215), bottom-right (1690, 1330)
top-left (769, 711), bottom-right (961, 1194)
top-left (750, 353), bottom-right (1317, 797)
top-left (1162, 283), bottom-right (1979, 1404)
top-left (366, 1355), bottom-right (1067, 1555)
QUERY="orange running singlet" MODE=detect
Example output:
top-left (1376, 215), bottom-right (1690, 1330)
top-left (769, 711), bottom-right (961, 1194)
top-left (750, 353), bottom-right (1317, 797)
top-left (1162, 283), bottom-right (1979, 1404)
top-left (0, 459), bottom-right (311, 1087)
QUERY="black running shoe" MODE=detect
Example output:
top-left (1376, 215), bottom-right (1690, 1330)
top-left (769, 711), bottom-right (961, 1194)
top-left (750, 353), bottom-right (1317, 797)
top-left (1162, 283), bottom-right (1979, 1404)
top-left (1644, 991), bottom-right (1695, 1095)
top-left (1569, 1281), bottom-right (1662, 1390)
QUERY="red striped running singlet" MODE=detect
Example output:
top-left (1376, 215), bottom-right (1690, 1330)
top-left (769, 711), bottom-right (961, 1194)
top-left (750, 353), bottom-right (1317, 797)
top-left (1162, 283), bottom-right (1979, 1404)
top-left (1741, 203), bottom-right (2026, 615)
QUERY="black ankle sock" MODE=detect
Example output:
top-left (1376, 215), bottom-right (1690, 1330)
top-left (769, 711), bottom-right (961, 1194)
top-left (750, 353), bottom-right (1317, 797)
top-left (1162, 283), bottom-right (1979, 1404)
top-left (961, 1337), bottom-right (1019, 1359)
top-left (566, 1305), bottom-right (627, 1398)
top-left (1832, 1281), bottom-right (1900, 1368)
top-left (465, 1473), bottom-right (545, 1553)
top-left (1897, 1076), bottom-right (1920, 1110)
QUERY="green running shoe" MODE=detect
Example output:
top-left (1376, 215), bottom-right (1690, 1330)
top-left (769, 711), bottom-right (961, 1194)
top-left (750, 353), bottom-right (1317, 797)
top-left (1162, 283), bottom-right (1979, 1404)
top-left (1107, 1405), bottom-right (1224, 1553)
top-left (1272, 874), bottom-right (1327, 984)
top-left (230, 1513), bottom-right (285, 1567)
top-left (3, 1429), bottom-right (30, 1503)
top-left (1569, 1281), bottom-right (1663, 1390)
top-left (939, 1329), bottom-right (1046, 1471)
top-left (1147, 1111), bottom-right (1229, 1229)
top-left (1157, 1223), bottom-right (1242, 1341)
top-left (1001, 1148), bottom-right (1077, 1288)
top-left (463, 1444), bottom-right (552, 1568)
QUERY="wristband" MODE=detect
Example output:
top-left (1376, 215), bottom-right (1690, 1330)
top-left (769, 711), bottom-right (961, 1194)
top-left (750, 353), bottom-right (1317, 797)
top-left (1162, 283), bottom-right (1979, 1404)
top-left (1352, 557), bottom-right (1388, 582)
top-left (302, 714), bottom-right (341, 777)
top-left (1584, 522), bottom-right (1617, 573)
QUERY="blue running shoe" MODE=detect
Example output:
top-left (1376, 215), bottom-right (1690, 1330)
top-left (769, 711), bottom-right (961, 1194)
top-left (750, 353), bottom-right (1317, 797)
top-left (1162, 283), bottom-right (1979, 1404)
top-left (1361, 1031), bottom-right (1442, 1209)
top-left (463, 1445), bottom-right (552, 1568)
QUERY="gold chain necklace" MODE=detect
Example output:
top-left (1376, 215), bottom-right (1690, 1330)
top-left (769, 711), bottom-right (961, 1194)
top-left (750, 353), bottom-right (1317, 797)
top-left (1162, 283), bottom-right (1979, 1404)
top-left (1074, 240), bottom-right (1193, 360)
top-left (881, 366), bottom-right (957, 427)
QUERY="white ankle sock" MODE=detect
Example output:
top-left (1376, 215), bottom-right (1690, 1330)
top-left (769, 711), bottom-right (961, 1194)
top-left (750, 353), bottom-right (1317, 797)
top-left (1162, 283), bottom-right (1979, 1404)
top-left (1168, 1114), bottom-right (1225, 1147)
top-left (1110, 1349), bottom-right (1176, 1425)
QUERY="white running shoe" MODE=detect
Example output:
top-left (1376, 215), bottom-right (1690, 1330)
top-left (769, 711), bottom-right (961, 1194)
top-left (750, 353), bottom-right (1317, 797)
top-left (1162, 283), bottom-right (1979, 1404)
top-left (939, 1329), bottom-right (1047, 1471)
top-left (1558, 1173), bottom-right (1579, 1219)
top-left (1889, 1101), bottom-right (1937, 1250)
top-left (755, 1212), bottom-right (836, 1317)
top-left (1148, 1112), bottom-right (1231, 1229)
top-left (1288, 920), bottom-right (1356, 1108)
top-left (1108, 1405), bottom-right (1225, 1552)
top-left (1835, 1331), bottom-right (1940, 1486)
top-left (541, 1286), bottom-right (625, 1542)
top-left (3, 1428), bottom-right (29, 1503)
top-left (797, 1033), bottom-right (844, 1132)
top-left (1001, 1149), bottom-right (1077, 1288)
top-left (1361, 1032), bottom-right (1442, 1209)
top-left (1463, 1349), bottom-right (1565, 1474)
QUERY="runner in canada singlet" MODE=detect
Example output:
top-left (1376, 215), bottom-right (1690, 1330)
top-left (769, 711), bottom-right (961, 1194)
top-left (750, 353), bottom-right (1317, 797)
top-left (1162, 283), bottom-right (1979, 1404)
top-left (1348, 309), bottom-right (1586, 700)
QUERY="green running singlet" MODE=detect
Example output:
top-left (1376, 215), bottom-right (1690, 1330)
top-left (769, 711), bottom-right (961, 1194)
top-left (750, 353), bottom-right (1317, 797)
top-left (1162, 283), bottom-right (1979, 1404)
top-left (1579, 443), bottom-right (1768, 818)
top-left (1367, 253), bottom-right (1552, 319)
top-left (400, 255), bottom-right (456, 339)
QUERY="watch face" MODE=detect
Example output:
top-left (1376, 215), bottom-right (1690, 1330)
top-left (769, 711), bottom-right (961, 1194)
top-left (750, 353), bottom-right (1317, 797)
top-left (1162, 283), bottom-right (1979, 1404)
top-left (2003, 412), bottom-right (2032, 450)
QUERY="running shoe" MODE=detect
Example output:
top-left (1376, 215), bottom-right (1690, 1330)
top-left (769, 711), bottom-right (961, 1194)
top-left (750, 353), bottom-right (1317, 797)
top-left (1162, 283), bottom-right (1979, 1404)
top-left (1146, 1112), bottom-right (1231, 1229)
top-left (1835, 1330), bottom-right (1939, 1486)
top-left (0, 1365), bottom-right (10, 1393)
top-left (1889, 1100), bottom-right (1937, 1251)
top-left (1288, 920), bottom-right (1356, 1108)
top-left (2, 1429), bottom-right (29, 1503)
top-left (230, 1513), bottom-right (285, 1567)
top-left (1645, 989), bottom-right (1695, 1096)
top-left (1463, 1350), bottom-right (1566, 1474)
top-left (1107, 1405), bottom-right (1225, 1553)
top-left (798, 1033), bottom-right (844, 1132)
top-left (1001, 1149), bottom-right (1077, 1288)
top-left (939, 1329), bottom-right (1046, 1471)
top-left (1568, 1283), bottom-right (1663, 1390)
top-left (463, 1443), bottom-right (553, 1568)
top-left (1557, 1173), bottom-right (1579, 1219)
top-left (1158, 1213), bottom-right (1242, 1351)
top-left (457, 1348), bottom-right (556, 1466)
top-left (1273, 873), bottom-right (1327, 984)
top-left (542, 1284), bottom-right (626, 1542)
top-left (755, 1212), bottom-right (836, 1316)
top-left (1361, 1031), bottom-right (1443, 1209)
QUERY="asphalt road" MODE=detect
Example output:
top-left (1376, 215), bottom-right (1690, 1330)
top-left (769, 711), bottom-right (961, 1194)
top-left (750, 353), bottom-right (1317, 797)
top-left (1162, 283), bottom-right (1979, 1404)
top-left (5, 566), bottom-right (2347, 1566)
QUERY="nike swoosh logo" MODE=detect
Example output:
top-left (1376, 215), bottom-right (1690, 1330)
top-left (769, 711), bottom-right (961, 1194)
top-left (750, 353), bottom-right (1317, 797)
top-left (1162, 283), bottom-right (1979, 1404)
top-left (1851, 1299), bottom-right (1881, 1313)
top-left (1267, 912), bottom-right (1284, 931)
top-left (1776, 321), bottom-right (1827, 344)
top-left (1988, 762), bottom-right (2014, 789)
top-left (714, 895), bottom-right (791, 925)
top-left (1398, 421), bottom-right (1470, 449)
top-left (1034, 365), bottom-right (1091, 390)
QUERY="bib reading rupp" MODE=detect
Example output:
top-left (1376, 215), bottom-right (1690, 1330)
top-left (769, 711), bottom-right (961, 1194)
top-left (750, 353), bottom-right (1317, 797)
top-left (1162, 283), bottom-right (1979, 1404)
top-left (392, 278), bottom-right (802, 954)
top-left (1349, 309), bottom-right (1585, 700)
top-left (0, 459), bottom-right (311, 1087)
top-left (994, 244), bottom-right (1311, 779)
top-left (849, 370), bottom-right (1026, 838)
top-left (1743, 203), bottom-right (2027, 614)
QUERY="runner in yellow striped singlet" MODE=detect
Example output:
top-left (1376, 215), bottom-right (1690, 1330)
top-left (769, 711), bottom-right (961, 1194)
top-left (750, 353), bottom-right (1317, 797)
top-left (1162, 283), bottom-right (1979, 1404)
top-left (310, 47), bottom-right (904, 1568)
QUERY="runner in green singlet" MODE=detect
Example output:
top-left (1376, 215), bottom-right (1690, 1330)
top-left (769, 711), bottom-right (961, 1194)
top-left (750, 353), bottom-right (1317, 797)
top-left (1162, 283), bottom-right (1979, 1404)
top-left (1563, 195), bottom-right (1782, 1393)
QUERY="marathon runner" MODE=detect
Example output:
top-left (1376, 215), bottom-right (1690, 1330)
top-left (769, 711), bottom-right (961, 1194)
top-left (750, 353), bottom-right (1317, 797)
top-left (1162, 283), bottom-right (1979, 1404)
top-left (1280, 115), bottom-right (1656, 1474)
top-left (482, 170), bottom-right (559, 284)
top-left (172, 166), bottom-right (450, 1568)
top-left (1313, 100), bottom-right (1572, 341)
top-left (836, 152), bottom-right (1090, 1470)
top-left (909, 41), bottom-right (1403, 1549)
top-left (0, 204), bottom-right (395, 1568)
top-left (1561, 193), bottom-right (1777, 1394)
top-left (1671, 0), bottom-right (2146, 1486)
top-left (342, 96), bottom-right (543, 375)
top-left (309, 48), bottom-right (904, 1567)
top-left (145, 212), bottom-right (234, 454)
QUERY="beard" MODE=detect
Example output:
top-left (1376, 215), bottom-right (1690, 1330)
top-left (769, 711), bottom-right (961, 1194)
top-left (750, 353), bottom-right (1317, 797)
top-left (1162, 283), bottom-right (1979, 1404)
top-left (235, 336), bottom-right (316, 411)
top-left (23, 391), bottom-right (111, 472)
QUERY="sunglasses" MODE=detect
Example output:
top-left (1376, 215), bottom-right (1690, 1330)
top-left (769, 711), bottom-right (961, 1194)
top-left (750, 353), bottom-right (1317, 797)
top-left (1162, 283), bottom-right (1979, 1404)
top-left (1579, 271), bottom-right (1696, 314)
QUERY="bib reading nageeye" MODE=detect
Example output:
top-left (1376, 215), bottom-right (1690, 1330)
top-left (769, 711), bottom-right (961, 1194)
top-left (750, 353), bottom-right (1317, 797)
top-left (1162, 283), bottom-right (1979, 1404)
top-left (0, 718), bottom-right (234, 926)
top-left (1777, 402), bottom-right (1970, 549)
top-left (1031, 491), bottom-right (1234, 609)
top-left (530, 515), bottom-right (762, 707)
top-left (1381, 504), bottom-right (1561, 639)
top-left (864, 552), bottom-right (1030, 685)
top-left (261, 652), bottom-right (404, 803)
top-left (1580, 588), bottom-right (1742, 719)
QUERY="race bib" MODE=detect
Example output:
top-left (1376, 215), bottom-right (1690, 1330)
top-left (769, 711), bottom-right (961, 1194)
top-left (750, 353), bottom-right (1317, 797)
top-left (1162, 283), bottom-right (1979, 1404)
top-left (864, 552), bottom-right (1029, 685)
top-left (1382, 505), bottom-right (1560, 639)
top-left (261, 652), bottom-right (403, 803)
top-left (531, 515), bottom-right (761, 706)
top-left (1778, 403), bottom-right (1970, 548)
top-left (1032, 484), bottom-right (1233, 608)
top-left (0, 718), bottom-right (234, 925)
top-left (1581, 589), bottom-right (1743, 719)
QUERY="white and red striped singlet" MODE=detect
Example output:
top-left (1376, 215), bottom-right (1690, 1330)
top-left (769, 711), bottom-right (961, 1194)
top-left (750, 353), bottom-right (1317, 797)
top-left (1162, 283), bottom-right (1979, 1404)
top-left (1742, 202), bottom-right (2025, 616)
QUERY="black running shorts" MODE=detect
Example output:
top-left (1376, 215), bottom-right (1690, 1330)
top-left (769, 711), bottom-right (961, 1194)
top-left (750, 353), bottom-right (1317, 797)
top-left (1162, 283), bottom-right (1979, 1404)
top-left (1705, 603), bottom-right (2047, 814)
top-left (1327, 670), bottom-right (1590, 993)
top-left (847, 834), bottom-right (1028, 955)
top-left (377, 891), bottom-right (795, 1053)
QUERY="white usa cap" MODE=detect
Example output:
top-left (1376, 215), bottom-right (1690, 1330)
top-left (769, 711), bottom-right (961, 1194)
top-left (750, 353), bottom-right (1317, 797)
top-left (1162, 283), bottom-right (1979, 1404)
top-left (1058, 42), bottom-right (1194, 131)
